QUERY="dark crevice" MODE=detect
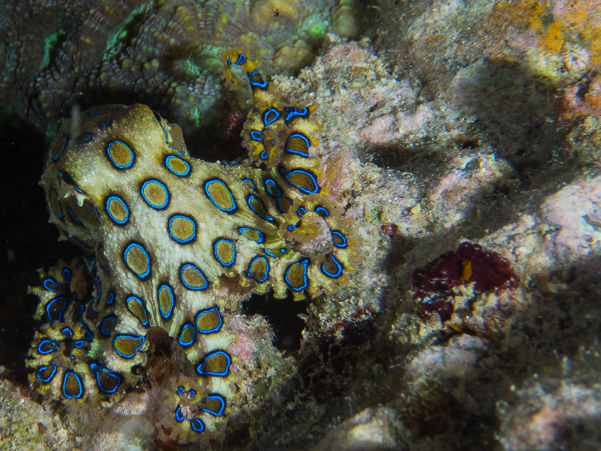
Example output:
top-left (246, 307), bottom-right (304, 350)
top-left (242, 292), bottom-right (308, 353)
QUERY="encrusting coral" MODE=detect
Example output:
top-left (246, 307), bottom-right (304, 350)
top-left (0, 0), bottom-right (363, 138)
top-left (26, 47), bottom-right (364, 446)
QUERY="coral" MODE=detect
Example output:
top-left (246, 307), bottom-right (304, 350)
top-left (27, 49), bottom-right (365, 446)
top-left (0, 367), bottom-right (75, 450)
top-left (0, 0), bottom-right (364, 138)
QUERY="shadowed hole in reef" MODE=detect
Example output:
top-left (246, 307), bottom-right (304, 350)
top-left (242, 292), bottom-right (308, 352)
top-left (0, 119), bottom-right (81, 383)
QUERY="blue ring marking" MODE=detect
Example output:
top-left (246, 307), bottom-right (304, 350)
top-left (287, 224), bottom-right (296, 231)
top-left (42, 278), bottom-right (63, 292)
top-left (62, 327), bottom-right (73, 337)
top-left (46, 297), bottom-right (67, 323)
top-left (265, 178), bottom-right (282, 198)
top-left (106, 292), bottom-right (114, 305)
top-left (247, 70), bottom-right (268, 89)
top-left (37, 362), bottom-right (57, 383)
top-left (75, 133), bottom-right (92, 145)
top-left (203, 394), bottom-right (226, 417)
top-left (126, 295), bottom-right (149, 327)
top-left (37, 340), bottom-right (55, 355)
top-left (175, 406), bottom-right (184, 423)
top-left (180, 263), bottom-right (209, 290)
top-left (178, 323), bottom-right (196, 347)
top-left (263, 108), bottom-right (281, 126)
top-left (112, 334), bottom-right (146, 358)
top-left (286, 169), bottom-right (320, 194)
top-left (168, 214), bottom-right (197, 244)
top-left (107, 140), bottom-right (134, 169)
top-left (250, 130), bottom-right (263, 141)
top-left (124, 243), bottom-right (151, 279)
top-left (100, 316), bottom-right (116, 336)
top-left (73, 304), bottom-right (84, 323)
top-left (158, 284), bottom-right (175, 319)
top-left (73, 185), bottom-right (83, 194)
top-left (315, 206), bottom-right (330, 217)
top-left (285, 259), bottom-right (309, 291)
top-left (322, 254), bottom-right (343, 278)
top-left (106, 196), bottom-right (129, 224)
top-left (177, 387), bottom-right (184, 396)
top-left (276, 198), bottom-right (289, 213)
top-left (189, 390), bottom-right (196, 397)
top-left (241, 179), bottom-right (256, 191)
top-left (260, 150), bottom-right (269, 160)
top-left (141, 180), bottom-right (169, 210)
top-left (62, 268), bottom-right (71, 282)
top-left (90, 363), bottom-right (121, 394)
top-left (195, 307), bottom-right (223, 334)
top-left (62, 372), bottom-right (84, 399)
top-left (165, 155), bottom-right (191, 176)
top-left (100, 119), bottom-right (114, 127)
top-left (298, 207), bottom-right (307, 216)
top-left (247, 256), bottom-right (270, 283)
top-left (284, 133), bottom-right (311, 157)
top-left (247, 195), bottom-right (274, 222)
top-left (96, 277), bottom-right (102, 300)
top-left (48, 189), bottom-right (63, 218)
top-left (214, 239), bottom-right (236, 267)
top-left (74, 340), bottom-right (84, 348)
top-left (239, 227), bottom-right (265, 244)
top-left (284, 106), bottom-right (309, 122)
top-left (204, 179), bottom-right (237, 212)
top-left (53, 136), bottom-right (68, 161)
top-left (81, 322), bottom-right (94, 341)
top-left (67, 235), bottom-right (88, 249)
top-left (236, 54), bottom-right (246, 65)
top-left (190, 418), bottom-right (205, 433)
top-left (331, 230), bottom-right (348, 248)
top-left (264, 248), bottom-right (285, 257)
top-left (196, 351), bottom-right (231, 377)
top-left (160, 123), bottom-right (169, 143)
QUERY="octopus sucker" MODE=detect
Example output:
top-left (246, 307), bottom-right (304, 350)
top-left (27, 50), bottom-right (362, 445)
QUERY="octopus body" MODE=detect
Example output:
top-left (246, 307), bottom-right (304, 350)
top-left (27, 53), bottom-right (359, 445)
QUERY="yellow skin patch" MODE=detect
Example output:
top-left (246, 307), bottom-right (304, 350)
top-left (199, 352), bottom-right (230, 375)
top-left (113, 336), bottom-right (145, 358)
top-left (107, 197), bottom-right (129, 223)
top-left (126, 297), bottom-right (148, 326)
top-left (169, 216), bottom-right (195, 242)
top-left (107, 141), bottom-right (134, 168)
top-left (196, 309), bottom-right (221, 333)
top-left (124, 243), bottom-right (150, 278)
top-left (248, 257), bottom-right (269, 282)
